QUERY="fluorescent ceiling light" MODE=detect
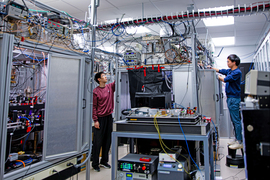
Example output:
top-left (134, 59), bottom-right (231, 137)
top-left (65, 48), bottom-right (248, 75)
top-left (203, 16), bottom-right (234, 27)
top-left (212, 36), bottom-right (235, 46)
top-left (126, 26), bottom-right (151, 34)
top-left (105, 18), bottom-right (133, 24)
top-left (199, 5), bottom-right (234, 26)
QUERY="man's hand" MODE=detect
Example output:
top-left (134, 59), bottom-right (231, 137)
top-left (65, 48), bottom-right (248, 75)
top-left (210, 66), bottom-right (219, 72)
top-left (94, 121), bottom-right (100, 129)
top-left (218, 75), bottom-right (225, 82)
top-left (207, 65), bottom-right (212, 69)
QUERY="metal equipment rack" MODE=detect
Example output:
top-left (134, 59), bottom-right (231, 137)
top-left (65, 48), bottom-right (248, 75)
top-left (111, 129), bottom-right (214, 180)
top-left (0, 33), bottom-right (93, 180)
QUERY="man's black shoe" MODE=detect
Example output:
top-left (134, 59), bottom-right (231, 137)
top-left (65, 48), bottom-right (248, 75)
top-left (93, 166), bottom-right (100, 172)
top-left (100, 163), bottom-right (111, 169)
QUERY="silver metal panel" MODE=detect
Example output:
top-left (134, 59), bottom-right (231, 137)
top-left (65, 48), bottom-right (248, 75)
top-left (214, 73), bottom-right (220, 125)
top-left (120, 72), bottom-right (130, 120)
top-left (82, 60), bottom-right (91, 151)
top-left (0, 34), bottom-right (14, 179)
top-left (219, 81), bottom-right (224, 116)
top-left (198, 70), bottom-right (220, 126)
top-left (219, 109), bottom-right (234, 138)
top-left (0, 37), bottom-right (5, 177)
top-left (43, 53), bottom-right (84, 160)
top-left (173, 65), bottom-right (194, 108)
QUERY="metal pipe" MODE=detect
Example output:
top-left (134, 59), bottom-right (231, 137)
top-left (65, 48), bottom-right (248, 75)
top-left (149, 0), bottom-right (163, 14)
top-left (191, 23), bottom-right (199, 112)
top-left (115, 22), bottom-right (120, 121)
top-left (142, 3), bottom-right (144, 18)
top-left (75, 1), bottom-right (98, 179)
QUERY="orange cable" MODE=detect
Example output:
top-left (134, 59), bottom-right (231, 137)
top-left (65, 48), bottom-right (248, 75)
top-left (15, 160), bottom-right (25, 167)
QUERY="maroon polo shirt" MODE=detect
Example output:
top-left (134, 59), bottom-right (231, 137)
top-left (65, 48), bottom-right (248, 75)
top-left (92, 81), bottom-right (115, 122)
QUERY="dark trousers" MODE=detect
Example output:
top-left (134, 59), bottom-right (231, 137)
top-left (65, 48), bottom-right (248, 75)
top-left (92, 114), bottom-right (113, 168)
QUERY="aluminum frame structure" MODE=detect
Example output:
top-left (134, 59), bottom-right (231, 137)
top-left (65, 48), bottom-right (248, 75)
top-left (114, 33), bottom-right (201, 121)
top-left (254, 29), bottom-right (270, 71)
top-left (0, 34), bottom-right (93, 180)
top-left (84, 1), bottom-right (99, 180)
top-left (0, 33), bottom-right (14, 180)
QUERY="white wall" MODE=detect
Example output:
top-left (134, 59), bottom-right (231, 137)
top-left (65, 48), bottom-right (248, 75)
top-left (213, 45), bottom-right (256, 69)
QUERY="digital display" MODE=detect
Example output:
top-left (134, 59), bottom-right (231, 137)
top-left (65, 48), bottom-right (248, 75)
top-left (163, 164), bottom-right (172, 168)
top-left (121, 163), bottom-right (133, 170)
top-left (126, 173), bottom-right (133, 180)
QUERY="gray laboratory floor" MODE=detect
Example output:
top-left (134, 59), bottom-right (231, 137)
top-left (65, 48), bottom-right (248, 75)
top-left (215, 138), bottom-right (246, 180)
top-left (73, 138), bottom-right (246, 180)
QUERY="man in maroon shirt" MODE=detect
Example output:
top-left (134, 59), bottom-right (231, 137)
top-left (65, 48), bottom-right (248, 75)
top-left (92, 72), bottom-right (115, 172)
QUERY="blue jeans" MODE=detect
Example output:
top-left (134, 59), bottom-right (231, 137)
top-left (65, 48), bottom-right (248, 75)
top-left (227, 97), bottom-right (242, 141)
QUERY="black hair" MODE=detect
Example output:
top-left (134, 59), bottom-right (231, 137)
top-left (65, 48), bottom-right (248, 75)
top-left (94, 72), bottom-right (104, 84)
top-left (227, 54), bottom-right (240, 66)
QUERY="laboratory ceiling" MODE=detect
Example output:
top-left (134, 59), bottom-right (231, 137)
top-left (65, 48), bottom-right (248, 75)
top-left (34, 0), bottom-right (270, 47)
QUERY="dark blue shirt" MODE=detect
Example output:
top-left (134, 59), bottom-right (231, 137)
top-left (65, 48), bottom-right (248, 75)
top-left (219, 68), bottom-right (242, 98)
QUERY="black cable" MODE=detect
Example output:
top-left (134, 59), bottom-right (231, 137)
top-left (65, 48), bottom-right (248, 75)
top-left (16, 28), bottom-right (56, 60)
top-left (20, 163), bottom-right (32, 180)
top-left (24, 25), bottom-right (44, 58)
top-left (174, 21), bottom-right (189, 42)
top-left (217, 153), bottom-right (225, 161)
top-left (46, 32), bottom-right (58, 54)
top-left (223, 169), bottom-right (245, 180)
top-left (11, 32), bottom-right (58, 98)
top-left (191, 20), bottom-right (196, 34)
top-left (52, 169), bottom-right (63, 179)
top-left (12, 125), bottom-right (36, 141)
top-left (5, 128), bottom-right (16, 163)
top-left (60, 37), bottom-right (92, 58)
top-left (9, 67), bottom-right (42, 98)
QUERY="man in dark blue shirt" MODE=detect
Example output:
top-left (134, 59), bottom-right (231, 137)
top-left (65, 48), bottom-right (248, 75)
top-left (212, 54), bottom-right (243, 149)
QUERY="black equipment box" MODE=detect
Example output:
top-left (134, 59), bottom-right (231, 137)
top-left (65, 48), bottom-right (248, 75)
top-left (158, 155), bottom-right (189, 180)
top-left (242, 108), bottom-right (270, 180)
top-left (115, 120), bottom-right (210, 135)
top-left (127, 114), bottom-right (200, 124)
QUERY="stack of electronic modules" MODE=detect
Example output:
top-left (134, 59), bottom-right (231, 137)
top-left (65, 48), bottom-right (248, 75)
top-left (117, 147), bottom-right (190, 180)
top-left (116, 108), bottom-right (210, 135)
top-left (123, 50), bottom-right (141, 66)
top-left (158, 148), bottom-right (189, 180)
